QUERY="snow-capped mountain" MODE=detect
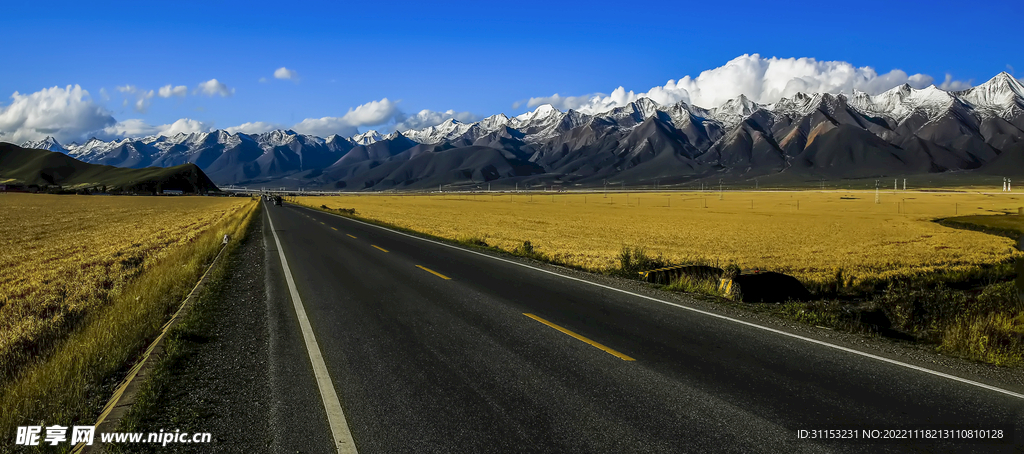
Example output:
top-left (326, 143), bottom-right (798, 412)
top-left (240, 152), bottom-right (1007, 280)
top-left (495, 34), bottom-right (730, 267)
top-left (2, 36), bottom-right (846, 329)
top-left (402, 119), bottom-right (474, 144)
top-left (959, 72), bottom-right (1024, 118)
top-left (14, 72), bottom-right (1024, 190)
top-left (351, 130), bottom-right (383, 145)
top-left (20, 136), bottom-right (68, 154)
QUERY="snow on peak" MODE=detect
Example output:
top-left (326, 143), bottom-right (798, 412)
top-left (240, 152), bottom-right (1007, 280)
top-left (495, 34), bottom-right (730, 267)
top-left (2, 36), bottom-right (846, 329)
top-left (631, 97), bottom-right (661, 118)
top-left (351, 130), bottom-right (383, 145)
top-left (959, 72), bottom-right (1024, 115)
top-left (714, 94), bottom-right (757, 115)
top-left (845, 84), bottom-right (954, 123)
top-left (402, 118), bottom-right (472, 144)
top-left (21, 136), bottom-right (67, 153)
top-left (256, 129), bottom-right (300, 147)
top-left (706, 94), bottom-right (762, 128)
top-left (65, 137), bottom-right (119, 158)
top-left (516, 104), bottom-right (562, 122)
top-left (478, 113), bottom-right (511, 131)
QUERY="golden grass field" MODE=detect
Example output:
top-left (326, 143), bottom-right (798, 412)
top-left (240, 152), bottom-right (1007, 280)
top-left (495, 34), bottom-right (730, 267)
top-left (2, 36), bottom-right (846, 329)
top-left (0, 193), bottom-right (250, 381)
top-left (297, 190), bottom-right (1024, 286)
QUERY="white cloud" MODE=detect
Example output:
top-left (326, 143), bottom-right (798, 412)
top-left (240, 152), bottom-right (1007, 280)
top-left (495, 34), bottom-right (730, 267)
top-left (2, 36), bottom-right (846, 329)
top-left (0, 85), bottom-right (115, 143)
top-left (937, 74), bottom-right (972, 91)
top-left (521, 93), bottom-right (602, 111)
top-left (196, 79), bottom-right (234, 97)
top-left (526, 54), bottom-right (959, 113)
top-left (292, 98), bottom-right (401, 136)
top-left (393, 109), bottom-right (481, 131)
top-left (158, 84), bottom-right (188, 98)
top-left (98, 118), bottom-right (211, 139)
top-left (274, 67), bottom-right (299, 81)
top-left (225, 121), bottom-right (284, 134)
top-left (259, 77), bottom-right (268, 83)
top-left (115, 85), bottom-right (156, 113)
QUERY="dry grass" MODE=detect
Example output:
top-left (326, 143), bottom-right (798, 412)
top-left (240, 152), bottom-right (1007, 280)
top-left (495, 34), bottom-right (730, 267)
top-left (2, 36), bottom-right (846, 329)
top-left (0, 194), bottom-right (250, 384)
top-left (295, 191), bottom-right (1024, 286)
top-left (0, 193), bottom-right (258, 440)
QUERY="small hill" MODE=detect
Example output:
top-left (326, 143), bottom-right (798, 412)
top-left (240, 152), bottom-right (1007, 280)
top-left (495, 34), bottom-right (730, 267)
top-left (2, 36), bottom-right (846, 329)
top-left (0, 142), bottom-right (219, 193)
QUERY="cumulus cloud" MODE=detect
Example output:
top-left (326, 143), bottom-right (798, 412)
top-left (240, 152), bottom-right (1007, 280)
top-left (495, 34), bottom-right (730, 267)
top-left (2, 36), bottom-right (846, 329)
top-left (98, 118), bottom-right (211, 140)
top-left (393, 109), bottom-right (481, 131)
top-left (292, 98), bottom-right (401, 136)
top-left (158, 84), bottom-right (188, 98)
top-left (224, 121), bottom-right (284, 134)
top-left (525, 54), bottom-right (972, 113)
top-left (273, 67), bottom-right (299, 81)
top-left (0, 85), bottom-right (115, 143)
top-left (196, 79), bottom-right (233, 97)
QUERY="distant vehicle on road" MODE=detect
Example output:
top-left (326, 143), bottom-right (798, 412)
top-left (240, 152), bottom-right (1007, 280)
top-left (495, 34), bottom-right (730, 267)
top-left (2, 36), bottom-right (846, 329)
top-left (274, 196), bottom-right (283, 206)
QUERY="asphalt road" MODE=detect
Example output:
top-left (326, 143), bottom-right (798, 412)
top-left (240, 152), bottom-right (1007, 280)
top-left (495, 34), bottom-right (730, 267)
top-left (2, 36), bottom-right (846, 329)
top-left (261, 201), bottom-right (1024, 454)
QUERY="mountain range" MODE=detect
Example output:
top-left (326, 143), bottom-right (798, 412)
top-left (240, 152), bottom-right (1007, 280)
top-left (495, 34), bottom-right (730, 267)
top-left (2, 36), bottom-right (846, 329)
top-left (15, 72), bottom-right (1024, 190)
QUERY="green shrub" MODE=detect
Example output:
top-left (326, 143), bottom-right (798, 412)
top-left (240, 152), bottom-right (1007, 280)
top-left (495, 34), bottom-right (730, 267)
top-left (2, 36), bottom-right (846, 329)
top-left (616, 246), bottom-right (668, 277)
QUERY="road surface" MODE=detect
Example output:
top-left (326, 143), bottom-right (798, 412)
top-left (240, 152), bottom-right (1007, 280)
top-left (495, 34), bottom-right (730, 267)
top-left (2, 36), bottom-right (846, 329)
top-left (261, 201), bottom-right (1024, 453)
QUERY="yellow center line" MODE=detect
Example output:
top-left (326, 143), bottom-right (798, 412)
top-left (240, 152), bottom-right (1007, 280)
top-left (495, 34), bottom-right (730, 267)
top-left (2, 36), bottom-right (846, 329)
top-left (331, 227), bottom-right (338, 231)
top-left (523, 313), bottom-right (635, 361)
top-left (347, 234), bottom-right (357, 239)
top-left (372, 245), bottom-right (389, 252)
top-left (416, 265), bottom-right (451, 280)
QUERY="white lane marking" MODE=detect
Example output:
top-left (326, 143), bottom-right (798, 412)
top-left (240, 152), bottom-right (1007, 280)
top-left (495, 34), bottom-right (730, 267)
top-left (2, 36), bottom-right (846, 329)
top-left (266, 203), bottom-right (359, 453)
top-left (299, 205), bottom-right (1024, 400)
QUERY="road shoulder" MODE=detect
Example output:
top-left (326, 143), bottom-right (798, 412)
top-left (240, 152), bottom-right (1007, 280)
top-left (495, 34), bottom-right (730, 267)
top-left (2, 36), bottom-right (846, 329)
top-left (107, 213), bottom-right (272, 453)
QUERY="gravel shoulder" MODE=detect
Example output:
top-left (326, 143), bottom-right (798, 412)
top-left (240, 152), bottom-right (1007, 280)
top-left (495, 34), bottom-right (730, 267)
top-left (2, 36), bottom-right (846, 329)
top-left (109, 215), bottom-right (272, 453)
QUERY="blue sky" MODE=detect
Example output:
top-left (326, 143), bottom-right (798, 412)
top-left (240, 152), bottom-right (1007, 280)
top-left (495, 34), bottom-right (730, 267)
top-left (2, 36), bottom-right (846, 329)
top-left (1, 0), bottom-right (1021, 142)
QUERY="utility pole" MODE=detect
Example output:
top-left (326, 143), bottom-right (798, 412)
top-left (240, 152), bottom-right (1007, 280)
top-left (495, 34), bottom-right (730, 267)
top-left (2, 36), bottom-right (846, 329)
top-left (875, 180), bottom-right (880, 204)
top-left (903, 178), bottom-right (906, 191)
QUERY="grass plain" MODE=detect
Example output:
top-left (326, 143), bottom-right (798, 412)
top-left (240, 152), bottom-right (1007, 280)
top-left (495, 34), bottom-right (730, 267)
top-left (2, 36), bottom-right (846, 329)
top-left (0, 193), bottom-right (256, 438)
top-left (296, 190), bottom-right (1024, 287)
